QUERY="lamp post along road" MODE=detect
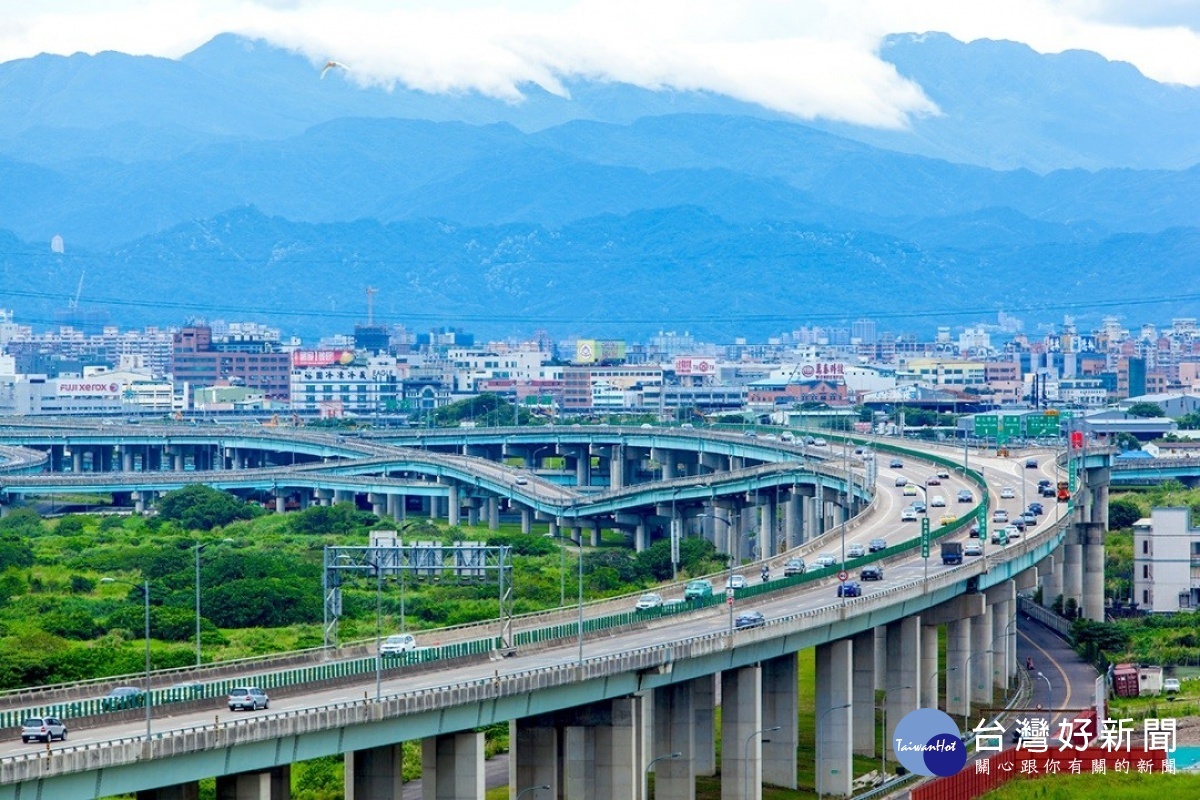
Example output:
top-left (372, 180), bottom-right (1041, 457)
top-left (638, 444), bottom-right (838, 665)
top-left (816, 702), bottom-right (851, 800)
top-left (102, 577), bottom-right (151, 742)
top-left (645, 752), bottom-right (681, 797)
top-left (745, 725), bottom-right (781, 800)
top-left (880, 684), bottom-right (911, 777)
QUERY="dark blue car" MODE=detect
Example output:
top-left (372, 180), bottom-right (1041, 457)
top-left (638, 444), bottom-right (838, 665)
top-left (837, 581), bottom-right (862, 598)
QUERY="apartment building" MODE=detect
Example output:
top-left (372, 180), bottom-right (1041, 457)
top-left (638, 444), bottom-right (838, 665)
top-left (1132, 508), bottom-right (1200, 612)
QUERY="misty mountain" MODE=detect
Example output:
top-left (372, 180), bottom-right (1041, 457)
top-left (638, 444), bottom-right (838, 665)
top-left (4, 206), bottom-right (1197, 342)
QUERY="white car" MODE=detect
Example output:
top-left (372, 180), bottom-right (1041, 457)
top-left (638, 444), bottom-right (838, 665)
top-left (900, 507), bottom-right (918, 522)
top-left (379, 633), bottom-right (418, 655)
top-left (930, 495), bottom-right (946, 508)
top-left (1164, 678), bottom-right (1181, 694)
top-left (847, 543), bottom-right (866, 558)
top-left (1000, 487), bottom-right (1015, 499)
top-left (814, 554), bottom-right (838, 568)
top-left (635, 592), bottom-right (664, 610)
top-left (725, 575), bottom-right (748, 590)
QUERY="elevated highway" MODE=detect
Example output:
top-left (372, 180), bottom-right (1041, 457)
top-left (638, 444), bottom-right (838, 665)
top-left (0, 424), bottom-right (1112, 800)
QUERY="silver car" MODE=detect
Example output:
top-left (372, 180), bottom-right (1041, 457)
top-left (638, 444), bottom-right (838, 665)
top-left (227, 686), bottom-right (269, 711)
top-left (21, 716), bottom-right (67, 743)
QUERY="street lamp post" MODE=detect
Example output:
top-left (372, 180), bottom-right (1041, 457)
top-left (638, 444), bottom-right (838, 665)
top-left (194, 538), bottom-right (233, 667)
top-left (102, 577), bottom-right (152, 742)
top-left (698, 511), bottom-right (737, 632)
top-left (965, 649), bottom-right (994, 733)
top-left (816, 703), bottom-right (851, 800)
top-left (925, 666), bottom-right (958, 711)
top-left (745, 725), bottom-right (781, 800)
top-left (645, 752), bottom-right (682, 798)
top-left (1037, 671), bottom-right (1053, 712)
top-left (549, 530), bottom-right (585, 667)
top-left (880, 685), bottom-right (910, 777)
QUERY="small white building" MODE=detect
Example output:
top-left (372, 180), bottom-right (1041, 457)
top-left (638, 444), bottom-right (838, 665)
top-left (1132, 508), bottom-right (1200, 613)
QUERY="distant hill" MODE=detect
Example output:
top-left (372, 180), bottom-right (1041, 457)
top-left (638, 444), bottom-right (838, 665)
top-left (1, 32), bottom-right (1199, 340)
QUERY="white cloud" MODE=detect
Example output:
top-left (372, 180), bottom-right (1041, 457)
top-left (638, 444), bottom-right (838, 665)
top-left (1, 0), bottom-right (1198, 128)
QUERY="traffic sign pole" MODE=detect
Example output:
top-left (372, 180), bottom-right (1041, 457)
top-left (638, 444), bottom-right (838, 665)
top-left (921, 517), bottom-right (931, 582)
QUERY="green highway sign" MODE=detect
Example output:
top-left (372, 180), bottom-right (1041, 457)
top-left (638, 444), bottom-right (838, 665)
top-left (974, 415), bottom-right (998, 437)
top-left (921, 517), bottom-right (931, 558)
top-left (1025, 414), bottom-right (1061, 437)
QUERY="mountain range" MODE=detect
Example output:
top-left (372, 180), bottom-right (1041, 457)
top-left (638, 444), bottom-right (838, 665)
top-left (0, 32), bottom-right (1197, 341)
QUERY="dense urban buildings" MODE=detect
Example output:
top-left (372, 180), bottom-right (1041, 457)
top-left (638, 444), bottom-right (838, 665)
top-left (3, 310), bottom-right (1200, 423)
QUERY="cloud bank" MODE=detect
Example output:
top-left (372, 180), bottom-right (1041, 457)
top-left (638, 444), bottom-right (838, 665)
top-left (1, 1), bottom-right (1198, 130)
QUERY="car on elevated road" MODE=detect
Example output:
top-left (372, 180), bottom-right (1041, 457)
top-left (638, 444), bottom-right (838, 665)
top-left (635, 593), bottom-right (664, 611)
top-left (734, 611), bottom-right (766, 629)
top-left (227, 686), bottom-right (269, 712)
top-left (783, 558), bottom-right (806, 577)
top-left (860, 565), bottom-right (883, 581)
top-left (868, 538), bottom-right (888, 553)
top-left (837, 581), bottom-right (862, 598)
top-left (847, 543), bottom-right (866, 558)
top-left (957, 489), bottom-right (973, 503)
top-left (21, 716), bottom-right (66, 744)
top-left (684, 580), bottom-right (714, 601)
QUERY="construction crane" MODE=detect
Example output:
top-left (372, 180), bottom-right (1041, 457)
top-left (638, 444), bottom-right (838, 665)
top-left (69, 270), bottom-right (85, 310)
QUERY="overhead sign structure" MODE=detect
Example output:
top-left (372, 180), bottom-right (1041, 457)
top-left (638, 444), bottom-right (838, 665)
top-left (1025, 414), bottom-right (1061, 437)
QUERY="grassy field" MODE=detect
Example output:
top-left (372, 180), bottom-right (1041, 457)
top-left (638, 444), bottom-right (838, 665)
top-left (978, 771), bottom-right (1200, 799)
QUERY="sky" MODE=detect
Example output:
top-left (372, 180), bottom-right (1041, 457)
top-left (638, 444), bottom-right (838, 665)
top-left (2, 1), bottom-right (1200, 129)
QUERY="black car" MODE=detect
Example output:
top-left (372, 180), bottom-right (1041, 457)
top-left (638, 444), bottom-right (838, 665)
top-left (868, 538), bottom-right (888, 552)
top-left (889, 459), bottom-right (904, 468)
top-left (1025, 458), bottom-right (1038, 468)
top-left (1040, 485), bottom-right (1057, 497)
top-left (837, 581), bottom-right (863, 597)
top-left (860, 565), bottom-right (884, 581)
top-left (1028, 502), bottom-right (1044, 515)
top-left (1037, 479), bottom-right (1052, 489)
top-left (734, 611), bottom-right (766, 629)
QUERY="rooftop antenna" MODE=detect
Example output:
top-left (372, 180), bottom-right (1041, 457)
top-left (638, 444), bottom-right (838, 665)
top-left (365, 287), bottom-right (378, 325)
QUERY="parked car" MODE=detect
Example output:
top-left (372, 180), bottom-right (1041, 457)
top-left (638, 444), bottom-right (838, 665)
top-left (725, 575), bottom-right (748, 591)
top-left (900, 507), bottom-right (918, 522)
top-left (227, 686), bottom-right (270, 712)
top-left (847, 543), bottom-right (866, 558)
top-left (20, 716), bottom-right (67, 743)
top-left (1000, 487), bottom-right (1015, 499)
top-left (684, 580), bottom-right (714, 601)
top-left (957, 489), bottom-right (974, 503)
top-left (889, 459), bottom-right (904, 468)
top-left (837, 581), bottom-right (863, 597)
top-left (964, 542), bottom-right (984, 557)
top-left (868, 538), bottom-right (888, 553)
top-left (1164, 677), bottom-right (1181, 694)
top-left (102, 686), bottom-right (145, 710)
top-left (860, 565), bottom-right (884, 581)
top-left (783, 558), bottom-right (806, 577)
top-left (635, 592), bottom-right (664, 611)
top-left (380, 633), bottom-right (418, 655)
top-left (734, 611), bottom-right (766, 629)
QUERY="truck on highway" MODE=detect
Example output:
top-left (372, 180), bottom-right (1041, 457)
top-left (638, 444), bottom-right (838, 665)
top-left (941, 541), bottom-right (964, 565)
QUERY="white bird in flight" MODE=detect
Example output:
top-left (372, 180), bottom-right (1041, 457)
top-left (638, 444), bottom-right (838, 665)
top-left (320, 60), bottom-right (348, 80)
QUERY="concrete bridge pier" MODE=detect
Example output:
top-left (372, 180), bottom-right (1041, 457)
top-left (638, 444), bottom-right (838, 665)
top-left (346, 743), bottom-right (404, 800)
top-left (970, 607), bottom-right (993, 708)
top-left (721, 664), bottom-right (762, 800)
top-left (591, 519), bottom-right (602, 547)
top-left (1039, 553), bottom-right (1060, 608)
top-left (275, 493), bottom-right (287, 514)
top-left (692, 674), bottom-right (717, 776)
top-left (987, 580), bottom-right (1017, 691)
top-left (1061, 539), bottom-right (1083, 613)
top-left (885, 616), bottom-right (921, 746)
top-left (784, 491), bottom-right (802, 548)
top-left (1080, 522), bottom-right (1106, 622)
top-left (72, 449), bottom-right (83, 472)
top-left (851, 630), bottom-right (876, 758)
top-left (487, 497), bottom-right (500, 530)
top-left (923, 595), bottom-right (984, 721)
top-left (387, 493), bottom-right (402, 521)
top-left (445, 483), bottom-right (460, 527)
top-left (122, 447), bottom-right (135, 472)
top-left (609, 445), bottom-right (625, 490)
top-left (520, 507), bottom-right (532, 534)
top-left (510, 721), bottom-right (558, 799)
top-left (815, 639), bottom-right (853, 799)
top-left (216, 766), bottom-right (290, 799)
top-left (421, 731), bottom-right (484, 800)
top-left (762, 654), bottom-right (798, 789)
top-left (651, 681), bottom-right (695, 800)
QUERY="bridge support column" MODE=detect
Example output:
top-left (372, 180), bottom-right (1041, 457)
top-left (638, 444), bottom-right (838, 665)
top-left (346, 743), bottom-right (404, 800)
top-left (759, 499), bottom-right (776, 557)
top-left (1062, 540), bottom-right (1082, 613)
top-left (275, 494), bottom-right (286, 514)
top-left (592, 519), bottom-right (602, 547)
top-left (1040, 553), bottom-right (1059, 609)
top-left (692, 674), bottom-right (717, 776)
top-left (763, 654), bottom-right (798, 789)
top-left (815, 639), bottom-right (853, 799)
top-left (852, 630), bottom-right (876, 757)
top-left (610, 445), bottom-right (624, 490)
top-left (134, 492), bottom-right (146, 514)
top-left (122, 447), bottom-right (134, 472)
top-left (970, 607), bottom-right (993, 707)
top-left (922, 624), bottom-right (939, 708)
top-left (597, 696), bottom-right (640, 800)
top-left (510, 722), bottom-right (558, 799)
top-left (215, 766), bottom-right (290, 799)
top-left (467, 503), bottom-right (480, 527)
top-left (1081, 523), bottom-right (1106, 622)
top-left (807, 496), bottom-right (822, 538)
top-left (946, 618), bottom-right (971, 724)
top-left (885, 616), bottom-right (921, 746)
top-left (73, 450), bottom-right (83, 472)
top-left (370, 493), bottom-right (385, 517)
top-left (659, 449), bottom-right (676, 482)
top-left (421, 731), bottom-right (484, 800)
top-left (652, 681), bottom-right (695, 800)
top-left (487, 497), bottom-right (499, 530)
top-left (520, 507), bottom-right (532, 534)
top-left (987, 580), bottom-right (1016, 691)
top-left (720, 664), bottom-right (762, 800)
top-left (137, 784), bottom-right (199, 800)
top-left (785, 492), bottom-right (801, 547)
top-left (634, 518), bottom-right (648, 553)
top-left (446, 483), bottom-right (460, 527)
top-left (388, 493), bottom-right (402, 521)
